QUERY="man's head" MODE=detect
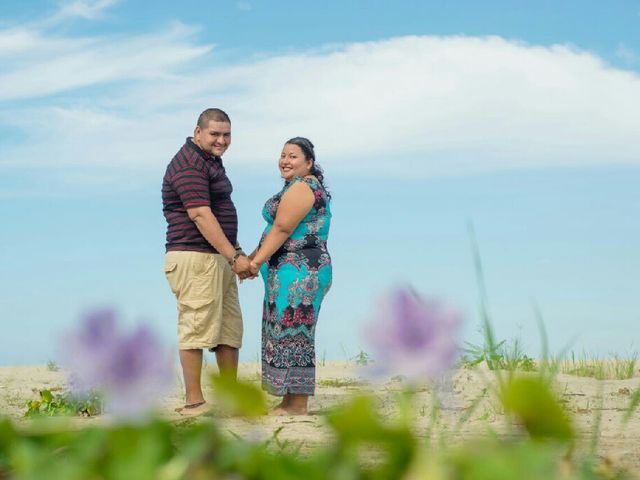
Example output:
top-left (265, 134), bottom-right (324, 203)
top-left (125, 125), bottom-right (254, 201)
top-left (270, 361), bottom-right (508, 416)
top-left (193, 108), bottom-right (231, 157)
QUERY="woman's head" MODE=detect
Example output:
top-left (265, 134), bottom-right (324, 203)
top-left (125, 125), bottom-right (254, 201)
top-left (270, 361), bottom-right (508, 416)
top-left (279, 137), bottom-right (330, 196)
top-left (279, 137), bottom-right (314, 181)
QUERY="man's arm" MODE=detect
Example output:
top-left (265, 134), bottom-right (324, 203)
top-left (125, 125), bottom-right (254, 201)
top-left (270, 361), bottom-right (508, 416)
top-left (187, 206), bottom-right (251, 274)
top-left (187, 206), bottom-right (236, 259)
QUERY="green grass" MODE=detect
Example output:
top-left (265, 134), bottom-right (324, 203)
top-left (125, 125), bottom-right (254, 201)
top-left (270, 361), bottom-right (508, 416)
top-left (461, 337), bottom-right (536, 372)
top-left (352, 349), bottom-right (371, 366)
top-left (46, 360), bottom-right (59, 372)
top-left (317, 378), bottom-right (368, 388)
top-left (560, 351), bottom-right (638, 380)
top-left (461, 347), bottom-right (639, 380)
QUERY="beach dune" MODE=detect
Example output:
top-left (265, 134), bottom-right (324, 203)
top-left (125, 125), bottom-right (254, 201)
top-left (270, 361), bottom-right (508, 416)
top-left (1, 361), bottom-right (639, 473)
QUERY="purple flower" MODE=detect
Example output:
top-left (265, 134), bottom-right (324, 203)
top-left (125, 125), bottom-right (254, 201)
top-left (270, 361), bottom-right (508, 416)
top-left (365, 287), bottom-right (463, 382)
top-left (62, 308), bottom-right (174, 420)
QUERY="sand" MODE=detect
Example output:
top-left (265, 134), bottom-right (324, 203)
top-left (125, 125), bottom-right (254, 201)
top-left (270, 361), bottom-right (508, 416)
top-left (1, 361), bottom-right (639, 473)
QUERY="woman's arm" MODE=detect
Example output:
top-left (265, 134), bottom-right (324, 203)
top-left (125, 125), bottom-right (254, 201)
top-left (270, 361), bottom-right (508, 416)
top-left (251, 181), bottom-right (315, 269)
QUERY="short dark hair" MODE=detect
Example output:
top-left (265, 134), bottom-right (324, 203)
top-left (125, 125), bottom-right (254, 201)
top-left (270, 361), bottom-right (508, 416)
top-left (197, 108), bottom-right (231, 129)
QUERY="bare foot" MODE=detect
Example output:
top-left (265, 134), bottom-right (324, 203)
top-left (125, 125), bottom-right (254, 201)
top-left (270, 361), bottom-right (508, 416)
top-left (269, 407), bottom-right (289, 416)
top-left (269, 406), bottom-right (308, 416)
top-left (175, 401), bottom-right (210, 417)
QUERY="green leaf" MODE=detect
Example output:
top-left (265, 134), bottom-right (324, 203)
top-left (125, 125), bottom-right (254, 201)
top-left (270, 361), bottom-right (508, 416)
top-left (39, 389), bottom-right (54, 404)
top-left (501, 376), bottom-right (574, 442)
top-left (211, 376), bottom-right (267, 417)
top-left (104, 423), bottom-right (175, 480)
top-left (446, 439), bottom-right (565, 480)
top-left (325, 394), bottom-right (416, 479)
top-left (326, 395), bottom-right (386, 442)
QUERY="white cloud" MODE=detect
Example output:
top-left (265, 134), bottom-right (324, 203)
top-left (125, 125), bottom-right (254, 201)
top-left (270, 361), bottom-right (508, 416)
top-left (616, 43), bottom-right (638, 65)
top-left (50, 0), bottom-right (121, 22)
top-left (1, 23), bottom-right (640, 189)
top-left (0, 23), bottom-right (212, 100)
top-left (222, 36), bottom-right (640, 176)
top-left (236, 1), bottom-right (252, 12)
top-left (0, 28), bottom-right (82, 57)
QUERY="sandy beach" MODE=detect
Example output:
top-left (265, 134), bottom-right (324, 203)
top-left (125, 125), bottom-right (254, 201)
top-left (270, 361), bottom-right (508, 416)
top-left (1, 361), bottom-right (639, 474)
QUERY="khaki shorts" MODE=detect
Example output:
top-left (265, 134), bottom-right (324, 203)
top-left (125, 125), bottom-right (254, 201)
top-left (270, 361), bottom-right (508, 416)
top-left (164, 251), bottom-right (243, 350)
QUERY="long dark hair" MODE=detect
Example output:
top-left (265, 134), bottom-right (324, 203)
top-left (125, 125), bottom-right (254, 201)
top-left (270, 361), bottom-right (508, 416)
top-left (285, 136), bottom-right (331, 199)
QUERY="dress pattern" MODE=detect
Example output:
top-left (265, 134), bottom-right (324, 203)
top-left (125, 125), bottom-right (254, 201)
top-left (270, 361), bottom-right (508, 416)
top-left (259, 176), bottom-right (332, 395)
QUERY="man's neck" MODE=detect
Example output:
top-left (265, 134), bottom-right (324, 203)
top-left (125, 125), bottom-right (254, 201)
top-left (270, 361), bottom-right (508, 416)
top-left (188, 137), bottom-right (215, 160)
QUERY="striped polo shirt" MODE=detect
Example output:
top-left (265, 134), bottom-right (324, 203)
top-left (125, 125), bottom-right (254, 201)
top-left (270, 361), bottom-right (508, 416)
top-left (162, 137), bottom-right (238, 253)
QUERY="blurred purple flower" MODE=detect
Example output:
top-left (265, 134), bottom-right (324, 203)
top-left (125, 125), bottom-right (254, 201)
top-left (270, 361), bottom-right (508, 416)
top-left (365, 287), bottom-right (463, 382)
top-left (62, 308), bottom-right (174, 420)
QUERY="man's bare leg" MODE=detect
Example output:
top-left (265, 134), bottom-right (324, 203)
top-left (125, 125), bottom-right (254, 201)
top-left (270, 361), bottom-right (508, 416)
top-left (215, 344), bottom-right (239, 379)
top-left (179, 349), bottom-right (205, 405)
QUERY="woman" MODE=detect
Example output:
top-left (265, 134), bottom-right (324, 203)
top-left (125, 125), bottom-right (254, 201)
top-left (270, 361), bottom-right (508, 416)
top-left (249, 137), bottom-right (332, 416)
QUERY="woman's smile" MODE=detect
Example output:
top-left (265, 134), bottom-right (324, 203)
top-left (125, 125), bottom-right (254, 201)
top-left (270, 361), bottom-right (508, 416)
top-left (279, 144), bottom-right (311, 180)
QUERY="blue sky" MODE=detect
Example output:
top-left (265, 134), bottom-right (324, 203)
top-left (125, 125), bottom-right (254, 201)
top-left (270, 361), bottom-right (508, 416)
top-left (1, 0), bottom-right (639, 365)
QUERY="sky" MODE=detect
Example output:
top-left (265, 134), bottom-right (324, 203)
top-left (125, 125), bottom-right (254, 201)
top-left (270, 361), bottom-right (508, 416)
top-left (1, 0), bottom-right (639, 366)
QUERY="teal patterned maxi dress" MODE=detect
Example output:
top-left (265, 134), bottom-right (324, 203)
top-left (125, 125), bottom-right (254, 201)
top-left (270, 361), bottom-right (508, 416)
top-left (259, 176), bottom-right (332, 395)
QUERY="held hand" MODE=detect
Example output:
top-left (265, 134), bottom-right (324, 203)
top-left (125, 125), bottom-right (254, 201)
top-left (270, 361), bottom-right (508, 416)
top-left (249, 260), bottom-right (261, 277)
top-left (232, 255), bottom-right (252, 279)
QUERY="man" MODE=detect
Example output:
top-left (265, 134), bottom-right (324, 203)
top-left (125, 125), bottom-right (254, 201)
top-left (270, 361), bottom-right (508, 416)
top-left (162, 108), bottom-right (251, 415)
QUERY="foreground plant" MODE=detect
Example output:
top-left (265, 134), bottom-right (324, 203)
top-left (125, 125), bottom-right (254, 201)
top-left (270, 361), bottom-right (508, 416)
top-left (61, 309), bottom-right (174, 420)
top-left (365, 286), bottom-right (462, 382)
top-left (2, 294), bottom-right (635, 479)
top-left (25, 389), bottom-right (102, 418)
top-left (2, 381), bottom-right (631, 480)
